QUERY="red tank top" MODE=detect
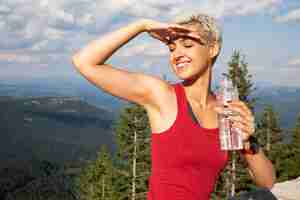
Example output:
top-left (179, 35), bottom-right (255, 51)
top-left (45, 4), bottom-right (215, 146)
top-left (147, 83), bottom-right (228, 200)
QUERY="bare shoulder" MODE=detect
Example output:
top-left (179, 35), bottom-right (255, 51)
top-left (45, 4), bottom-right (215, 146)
top-left (141, 75), bottom-right (177, 134)
top-left (137, 73), bottom-right (175, 110)
top-left (72, 62), bottom-right (174, 109)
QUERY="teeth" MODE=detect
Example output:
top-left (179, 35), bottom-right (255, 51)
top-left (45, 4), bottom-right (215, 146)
top-left (177, 62), bottom-right (189, 68)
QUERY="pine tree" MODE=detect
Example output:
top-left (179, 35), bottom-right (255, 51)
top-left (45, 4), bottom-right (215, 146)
top-left (114, 103), bottom-right (151, 200)
top-left (276, 114), bottom-right (300, 181)
top-left (257, 105), bottom-right (282, 153)
top-left (255, 104), bottom-right (286, 184)
top-left (214, 50), bottom-right (256, 199)
top-left (76, 145), bottom-right (116, 200)
top-left (227, 50), bottom-right (255, 110)
top-left (291, 114), bottom-right (300, 150)
top-left (228, 50), bottom-right (256, 196)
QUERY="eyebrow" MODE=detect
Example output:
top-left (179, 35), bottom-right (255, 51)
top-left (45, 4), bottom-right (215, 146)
top-left (182, 36), bottom-right (206, 45)
top-left (177, 37), bottom-right (193, 42)
top-left (167, 37), bottom-right (193, 45)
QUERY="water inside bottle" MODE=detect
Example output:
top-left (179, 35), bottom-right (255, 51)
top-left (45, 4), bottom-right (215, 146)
top-left (218, 76), bottom-right (243, 150)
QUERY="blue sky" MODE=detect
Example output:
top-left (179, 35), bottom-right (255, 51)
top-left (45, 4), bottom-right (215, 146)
top-left (0, 0), bottom-right (300, 88)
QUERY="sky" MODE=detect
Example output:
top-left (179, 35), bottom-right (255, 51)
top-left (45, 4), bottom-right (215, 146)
top-left (0, 0), bottom-right (300, 88)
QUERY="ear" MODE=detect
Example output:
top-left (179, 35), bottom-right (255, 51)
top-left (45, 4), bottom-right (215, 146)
top-left (209, 42), bottom-right (220, 58)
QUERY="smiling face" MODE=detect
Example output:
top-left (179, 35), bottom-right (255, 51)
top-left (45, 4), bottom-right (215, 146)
top-left (168, 24), bottom-right (216, 81)
top-left (169, 14), bottom-right (222, 81)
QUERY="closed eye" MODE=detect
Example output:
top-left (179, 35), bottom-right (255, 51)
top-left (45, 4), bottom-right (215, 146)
top-left (183, 37), bottom-right (205, 46)
top-left (183, 44), bottom-right (193, 48)
top-left (169, 47), bottom-right (175, 52)
top-left (167, 43), bottom-right (176, 52)
top-left (181, 38), bottom-right (194, 48)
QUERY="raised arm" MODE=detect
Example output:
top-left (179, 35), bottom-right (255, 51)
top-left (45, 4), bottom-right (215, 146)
top-left (72, 19), bottom-right (198, 107)
top-left (72, 20), bottom-right (157, 106)
top-left (72, 20), bottom-right (146, 68)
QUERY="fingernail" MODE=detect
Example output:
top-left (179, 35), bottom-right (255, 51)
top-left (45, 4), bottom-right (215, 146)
top-left (215, 106), bottom-right (221, 110)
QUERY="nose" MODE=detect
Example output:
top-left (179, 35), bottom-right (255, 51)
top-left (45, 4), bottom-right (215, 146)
top-left (171, 47), bottom-right (185, 61)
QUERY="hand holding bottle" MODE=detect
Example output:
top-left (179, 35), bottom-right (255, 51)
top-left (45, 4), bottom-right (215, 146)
top-left (215, 76), bottom-right (255, 151)
top-left (216, 76), bottom-right (243, 150)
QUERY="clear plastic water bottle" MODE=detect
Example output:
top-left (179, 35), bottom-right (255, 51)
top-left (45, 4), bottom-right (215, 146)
top-left (217, 75), bottom-right (243, 151)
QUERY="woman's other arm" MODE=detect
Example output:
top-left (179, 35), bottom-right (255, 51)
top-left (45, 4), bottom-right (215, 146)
top-left (216, 101), bottom-right (276, 189)
top-left (243, 149), bottom-right (276, 189)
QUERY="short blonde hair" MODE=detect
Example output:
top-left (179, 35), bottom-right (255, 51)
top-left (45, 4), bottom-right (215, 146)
top-left (175, 14), bottom-right (223, 64)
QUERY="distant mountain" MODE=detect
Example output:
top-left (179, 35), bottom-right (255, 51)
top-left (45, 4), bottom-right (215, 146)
top-left (0, 78), bottom-right (125, 112)
top-left (1, 79), bottom-right (300, 200)
top-left (1, 80), bottom-right (300, 164)
top-left (254, 85), bottom-right (300, 130)
top-left (0, 95), bottom-right (117, 164)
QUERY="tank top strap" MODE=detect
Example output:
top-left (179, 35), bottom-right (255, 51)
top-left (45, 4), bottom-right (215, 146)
top-left (172, 83), bottom-right (189, 118)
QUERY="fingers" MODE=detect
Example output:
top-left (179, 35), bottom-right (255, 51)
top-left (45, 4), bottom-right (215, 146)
top-left (214, 100), bottom-right (255, 139)
top-left (228, 113), bottom-right (253, 126)
top-left (167, 24), bottom-right (204, 42)
top-left (229, 100), bottom-right (252, 115)
top-left (228, 101), bottom-right (254, 123)
top-left (148, 31), bottom-right (169, 43)
top-left (231, 121), bottom-right (255, 137)
top-left (168, 24), bottom-right (192, 32)
top-left (148, 24), bottom-right (201, 44)
top-left (168, 25), bottom-right (201, 40)
top-left (173, 31), bottom-right (202, 40)
top-left (244, 141), bottom-right (251, 150)
top-left (229, 115), bottom-right (251, 127)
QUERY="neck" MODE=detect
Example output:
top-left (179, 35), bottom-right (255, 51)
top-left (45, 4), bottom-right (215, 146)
top-left (182, 66), bottom-right (213, 109)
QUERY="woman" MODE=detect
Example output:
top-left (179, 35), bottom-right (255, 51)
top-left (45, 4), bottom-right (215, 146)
top-left (72, 14), bottom-right (275, 200)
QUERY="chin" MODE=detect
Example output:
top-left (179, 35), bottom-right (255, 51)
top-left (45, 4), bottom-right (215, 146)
top-left (173, 71), bottom-right (189, 80)
top-left (172, 67), bottom-right (190, 79)
top-left (175, 73), bottom-right (197, 82)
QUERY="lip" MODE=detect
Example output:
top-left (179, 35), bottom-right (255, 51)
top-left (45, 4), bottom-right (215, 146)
top-left (175, 57), bottom-right (192, 69)
top-left (176, 62), bottom-right (190, 68)
top-left (175, 55), bottom-right (191, 63)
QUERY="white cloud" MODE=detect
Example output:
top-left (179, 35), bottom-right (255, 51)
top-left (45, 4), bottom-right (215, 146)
top-left (273, 68), bottom-right (300, 87)
top-left (274, 8), bottom-right (300, 23)
top-left (171, 0), bottom-right (225, 21)
top-left (288, 58), bottom-right (300, 66)
top-left (0, 50), bottom-right (71, 65)
top-left (117, 41), bottom-right (168, 57)
top-left (0, 0), bottom-right (132, 51)
top-left (0, 5), bottom-right (11, 15)
top-left (123, 0), bottom-right (185, 19)
top-left (246, 64), bottom-right (300, 87)
top-left (0, 0), bottom-right (284, 52)
top-left (223, 0), bottom-right (282, 16)
top-left (48, 9), bottom-right (75, 29)
top-left (76, 14), bottom-right (95, 27)
top-left (0, 52), bottom-right (40, 63)
top-left (1, 0), bottom-right (294, 87)
top-left (123, 3), bottom-right (162, 18)
top-left (123, 0), bottom-right (283, 21)
top-left (44, 28), bottom-right (66, 40)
